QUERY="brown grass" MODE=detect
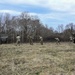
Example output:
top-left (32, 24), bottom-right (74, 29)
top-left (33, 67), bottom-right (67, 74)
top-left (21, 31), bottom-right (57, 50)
top-left (0, 42), bottom-right (75, 75)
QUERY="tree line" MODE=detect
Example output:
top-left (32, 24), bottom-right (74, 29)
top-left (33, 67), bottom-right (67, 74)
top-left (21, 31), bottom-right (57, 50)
top-left (0, 12), bottom-right (75, 43)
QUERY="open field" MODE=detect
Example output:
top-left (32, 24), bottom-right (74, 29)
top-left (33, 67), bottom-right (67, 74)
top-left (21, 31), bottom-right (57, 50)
top-left (0, 42), bottom-right (75, 75)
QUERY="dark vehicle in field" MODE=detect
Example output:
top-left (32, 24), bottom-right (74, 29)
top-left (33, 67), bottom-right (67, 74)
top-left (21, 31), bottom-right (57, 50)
top-left (72, 33), bottom-right (75, 43)
top-left (0, 34), bottom-right (8, 44)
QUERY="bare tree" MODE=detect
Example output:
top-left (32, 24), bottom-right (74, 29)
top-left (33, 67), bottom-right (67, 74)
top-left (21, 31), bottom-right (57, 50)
top-left (0, 14), bottom-right (3, 33)
top-left (19, 12), bottom-right (31, 42)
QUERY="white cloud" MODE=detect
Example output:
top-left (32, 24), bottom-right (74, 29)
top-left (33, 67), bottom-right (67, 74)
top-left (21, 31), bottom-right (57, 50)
top-left (48, 0), bottom-right (75, 12)
top-left (0, 10), bottom-right (58, 19)
top-left (0, 10), bottom-right (21, 15)
top-left (0, 0), bottom-right (37, 5)
top-left (0, 9), bottom-right (63, 23)
top-left (29, 12), bottom-right (64, 21)
top-left (0, 0), bottom-right (75, 16)
top-left (0, 0), bottom-right (75, 12)
top-left (0, 9), bottom-right (71, 21)
top-left (0, 0), bottom-right (75, 14)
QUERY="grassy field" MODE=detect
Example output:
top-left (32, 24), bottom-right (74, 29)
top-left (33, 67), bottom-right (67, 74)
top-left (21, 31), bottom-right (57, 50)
top-left (0, 42), bottom-right (75, 75)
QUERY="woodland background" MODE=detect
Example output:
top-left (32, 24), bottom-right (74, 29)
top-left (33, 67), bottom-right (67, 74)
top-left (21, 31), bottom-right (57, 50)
top-left (0, 12), bottom-right (75, 43)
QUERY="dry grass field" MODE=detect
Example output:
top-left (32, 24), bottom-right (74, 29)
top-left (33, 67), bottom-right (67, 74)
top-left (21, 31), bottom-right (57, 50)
top-left (0, 42), bottom-right (75, 75)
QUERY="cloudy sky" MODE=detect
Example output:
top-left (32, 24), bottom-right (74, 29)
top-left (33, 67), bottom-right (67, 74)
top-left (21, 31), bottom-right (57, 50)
top-left (0, 0), bottom-right (75, 29)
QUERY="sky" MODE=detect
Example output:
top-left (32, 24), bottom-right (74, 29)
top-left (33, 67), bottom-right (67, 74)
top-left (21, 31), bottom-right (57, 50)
top-left (0, 0), bottom-right (75, 30)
